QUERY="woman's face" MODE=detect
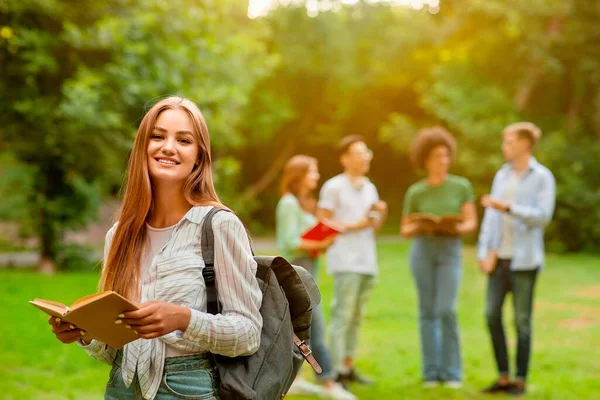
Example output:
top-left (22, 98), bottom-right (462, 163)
top-left (301, 162), bottom-right (320, 191)
top-left (425, 145), bottom-right (451, 175)
top-left (147, 109), bottom-right (200, 185)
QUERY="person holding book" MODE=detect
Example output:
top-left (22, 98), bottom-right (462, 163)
top-left (48, 97), bottom-right (262, 400)
top-left (317, 135), bottom-right (388, 388)
top-left (400, 127), bottom-right (477, 389)
top-left (275, 155), bottom-right (356, 400)
top-left (478, 122), bottom-right (555, 396)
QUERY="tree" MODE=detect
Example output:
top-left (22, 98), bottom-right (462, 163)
top-left (0, 0), bottom-right (274, 272)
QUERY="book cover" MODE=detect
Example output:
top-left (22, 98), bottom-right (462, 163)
top-left (30, 291), bottom-right (139, 349)
top-left (301, 219), bottom-right (344, 242)
top-left (408, 213), bottom-right (463, 234)
top-left (408, 213), bottom-right (463, 225)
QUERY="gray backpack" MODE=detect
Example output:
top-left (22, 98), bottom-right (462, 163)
top-left (201, 208), bottom-right (322, 400)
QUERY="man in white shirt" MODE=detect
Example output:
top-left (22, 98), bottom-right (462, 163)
top-left (317, 135), bottom-right (388, 387)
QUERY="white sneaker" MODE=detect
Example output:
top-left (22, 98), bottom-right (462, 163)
top-left (287, 377), bottom-right (324, 396)
top-left (320, 383), bottom-right (357, 400)
top-left (423, 380), bottom-right (440, 388)
top-left (444, 381), bottom-right (463, 389)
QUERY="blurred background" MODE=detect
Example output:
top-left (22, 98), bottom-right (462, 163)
top-left (1, 1), bottom-right (599, 399)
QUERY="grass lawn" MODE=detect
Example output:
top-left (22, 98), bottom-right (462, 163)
top-left (1, 240), bottom-right (599, 399)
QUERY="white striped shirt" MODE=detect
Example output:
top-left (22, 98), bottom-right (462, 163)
top-left (79, 206), bottom-right (262, 400)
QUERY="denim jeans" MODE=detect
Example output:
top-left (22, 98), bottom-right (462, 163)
top-left (329, 272), bottom-right (375, 375)
top-left (409, 235), bottom-right (463, 382)
top-left (105, 351), bottom-right (220, 400)
top-left (292, 257), bottom-right (335, 381)
top-left (486, 259), bottom-right (538, 380)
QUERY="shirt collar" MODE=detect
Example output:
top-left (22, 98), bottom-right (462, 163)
top-left (182, 206), bottom-right (213, 224)
top-left (501, 156), bottom-right (540, 174)
top-left (343, 173), bottom-right (369, 190)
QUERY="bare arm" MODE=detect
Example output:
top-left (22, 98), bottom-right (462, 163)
top-left (317, 208), bottom-right (372, 232)
top-left (371, 201), bottom-right (388, 232)
top-left (455, 201), bottom-right (477, 235)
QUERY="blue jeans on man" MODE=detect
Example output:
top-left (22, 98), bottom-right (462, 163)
top-left (486, 259), bottom-right (538, 380)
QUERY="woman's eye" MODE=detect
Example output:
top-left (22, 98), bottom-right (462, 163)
top-left (179, 139), bottom-right (191, 144)
top-left (151, 134), bottom-right (163, 140)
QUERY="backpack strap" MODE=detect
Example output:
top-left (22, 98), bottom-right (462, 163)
top-left (200, 207), bottom-right (322, 374)
top-left (201, 207), bottom-right (229, 315)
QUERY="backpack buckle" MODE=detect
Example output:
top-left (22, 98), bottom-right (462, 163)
top-left (296, 340), bottom-right (312, 357)
top-left (293, 335), bottom-right (322, 374)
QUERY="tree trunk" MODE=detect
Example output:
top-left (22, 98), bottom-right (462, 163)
top-left (38, 207), bottom-right (57, 275)
top-left (239, 115), bottom-right (315, 203)
top-left (239, 138), bottom-right (297, 203)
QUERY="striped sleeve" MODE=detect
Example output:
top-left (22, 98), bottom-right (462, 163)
top-left (180, 212), bottom-right (263, 357)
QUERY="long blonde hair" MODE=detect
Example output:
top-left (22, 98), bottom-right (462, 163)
top-left (100, 97), bottom-right (222, 300)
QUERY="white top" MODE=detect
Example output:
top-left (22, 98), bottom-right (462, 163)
top-left (79, 206), bottom-right (262, 400)
top-left (143, 223), bottom-right (196, 358)
top-left (498, 171), bottom-right (520, 259)
top-left (317, 173), bottom-right (380, 276)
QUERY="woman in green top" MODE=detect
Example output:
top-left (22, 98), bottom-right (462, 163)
top-left (400, 127), bottom-right (478, 388)
top-left (276, 155), bottom-right (355, 400)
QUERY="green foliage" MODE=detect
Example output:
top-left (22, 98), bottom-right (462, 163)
top-left (539, 136), bottom-right (600, 252)
top-left (0, 152), bottom-right (35, 223)
top-left (2, 0), bottom-right (599, 253)
top-left (1, 0), bottom-right (274, 265)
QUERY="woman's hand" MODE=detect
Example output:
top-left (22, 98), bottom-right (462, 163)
top-left (119, 301), bottom-right (191, 339)
top-left (415, 221), bottom-right (436, 236)
top-left (400, 218), bottom-right (434, 238)
top-left (48, 317), bottom-right (87, 344)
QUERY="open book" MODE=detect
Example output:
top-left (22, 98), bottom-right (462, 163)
top-left (408, 213), bottom-right (463, 234)
top-left (301, 219), bottom-right (345, 242)
top-left (30, 291), bottom-right (139, 349)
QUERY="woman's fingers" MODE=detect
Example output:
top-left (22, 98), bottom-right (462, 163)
top-left (119, 315), bottom-right (156, 327)
top-left (135, 325), bottom-right (164, 339)
top-left (56, 329), bottom-right (86, 343)
top-left (52, 319), bottom-right (83, 332)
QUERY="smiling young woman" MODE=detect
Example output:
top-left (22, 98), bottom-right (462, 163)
top-left (48, 96), bottom-right (262, 400)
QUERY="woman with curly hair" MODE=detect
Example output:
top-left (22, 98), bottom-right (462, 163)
top-left (400, 127), bottom-right (477, 389)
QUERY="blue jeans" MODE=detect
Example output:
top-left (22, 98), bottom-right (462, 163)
top-left (486, 259), bottom-right (538, 380)
top-left (409, 236), bottom-right (462, 382)
top-left (292, 257), bottom-right (335, 381)
top-left (105, 351), bottom-right (220, 400)
top-left (329, 272), bottom-right (375, 375)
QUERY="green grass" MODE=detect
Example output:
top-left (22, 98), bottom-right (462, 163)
top-left (1, 241), bottom-right (599, 399)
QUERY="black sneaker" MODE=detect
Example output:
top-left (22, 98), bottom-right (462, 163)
top-left (335, 376), bottom-right (350, 391)
top-left (506, 384), bottom-right (526, 397)
top-left (338, 369), bottom-right (375, 386)
top-left (481, 380), bottom-right (512, 394)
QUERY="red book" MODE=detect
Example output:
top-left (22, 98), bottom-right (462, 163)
top-left (301, 219), bottom-right (344, 241)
